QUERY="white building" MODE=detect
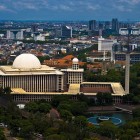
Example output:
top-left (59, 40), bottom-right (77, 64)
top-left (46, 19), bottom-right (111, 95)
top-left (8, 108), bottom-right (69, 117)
top-left (34, 34), bottom-right (45, 41)
top-left (0, 54), bottom-right (64, 92)
top-left (98, 37), bottom-right (117, 51)
top-left (61, 58), bottom-right (84, 84)
top-left (119, 28), bottom-right (140, 35)
top-left (7, 30), bottom-right (24, 40)
top-left (0, 53), bottom-right (125, 103)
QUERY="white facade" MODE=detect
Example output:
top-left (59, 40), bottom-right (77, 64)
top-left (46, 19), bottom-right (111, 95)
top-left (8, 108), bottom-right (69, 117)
top-left (61, 58), bottom-right (84, 84)
top-left (0, 54), bottom-right (64, 92)
top-left (119, 28), bottom-right (140, 35)
top-left (98, 37), bottom-right (117, 51)
top-left (0, 54), bottom-right (125, 103)
top-left (7, 30), bottom-right (24, 40)
top-left (34, 34), bottom-right (45, 41)
top-left (129, 44), bottom-right (138, 51)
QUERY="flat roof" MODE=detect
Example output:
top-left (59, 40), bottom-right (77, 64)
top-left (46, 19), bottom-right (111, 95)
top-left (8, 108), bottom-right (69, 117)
top-left (11, 91), bottom-right (124, 96)
top-left (82, 82), bottom-right (125, 95)
top-left (68, 84), bottom-right (80, 93)
top-left (61, 68), bottom-right (84, 72)
top-left (11, 81), bottom-right (125, 96)
top-left (0, 65), bottom-right (63, 75)
top-left (11, 88), bottom-right (26, 94)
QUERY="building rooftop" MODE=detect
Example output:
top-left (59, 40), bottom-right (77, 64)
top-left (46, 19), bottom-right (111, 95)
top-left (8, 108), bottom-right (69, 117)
top-left (0, 65), bottom-right (63, 75)
top-left (68, 84), bottom-right (80, 93)
top-left (11, 82), bottom-right (125, 96)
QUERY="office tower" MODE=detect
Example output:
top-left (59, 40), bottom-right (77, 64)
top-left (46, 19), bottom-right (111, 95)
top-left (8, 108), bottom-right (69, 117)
top-left (89, 20), bottom-right (97, 31)
top-left (31, 24), bottom-right (38, 32)
top-left (112, 18), bottom-right (119, 33)
top-left (7, 30), bottom-right (24, 40)
top-left (99, 23), bottom-right (104, 30)
top-left (105, 21), bottom-right (111, 30)
top-left (61, 26), bottom-right (72, 38)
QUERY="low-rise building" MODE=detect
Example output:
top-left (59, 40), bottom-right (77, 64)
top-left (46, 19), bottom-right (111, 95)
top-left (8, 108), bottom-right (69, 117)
top-left (0, 53), bottom-right (125, 103)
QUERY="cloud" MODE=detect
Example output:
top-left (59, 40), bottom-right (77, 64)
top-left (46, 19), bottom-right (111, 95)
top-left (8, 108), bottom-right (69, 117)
top-left (113, 4), bottom-right (132, 12)
top-left (87, 4), bottom-right (100, 10)
top-left (13, 1), bottom-right (39, 10)
top-left (0, 4), bottom-right (15, 12)
top-left (59, 5), bottom-right (73, 11)
top-left (0, 0), bottom-right (140, 20)
top-left (0, 5), bottom-right (7, 11)
top-left (119, 0), bottom-right (140, 5)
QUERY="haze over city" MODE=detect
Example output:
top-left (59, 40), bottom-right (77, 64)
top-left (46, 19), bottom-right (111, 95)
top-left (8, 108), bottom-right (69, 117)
top-left (0, 0), bottom-right (140, 20)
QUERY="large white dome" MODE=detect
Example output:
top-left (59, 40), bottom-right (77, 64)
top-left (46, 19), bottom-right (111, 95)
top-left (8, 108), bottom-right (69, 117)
top-left (12, 54), bottom-right (41, 69)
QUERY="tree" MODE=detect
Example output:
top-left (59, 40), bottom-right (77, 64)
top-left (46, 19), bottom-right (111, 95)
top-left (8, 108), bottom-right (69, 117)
top-left (45, 134), bottom-right (66, 140)
top-left (0, 128), bottom-right (6, 140)
top-left (96, 92), bottom-right (113, 105)
top-left (25, 102), bottom-right (38, 113)
top-left (4, 87), bottom-right (11, 94)
top-left (119, 134), bottom-right (132, 140)
top-left (37, 56), bottom-right (50, 63)
top-left (96, 92), bottom-right (103, 105)
top-left (74, 116), bottom-right (88, 128)
top-left (0, 87), bottom-right (4, 94)
top-left (132, 96), bottom-right (140, 104)
top-left (44, 127), bottom-right (59, 137)
top-left (71, 102), bottom-right (88, 116)
top-left (77, 93), bottom-right (90, 105)
top-left (58, 102), bottom-right (71, 111)
top-left (20, 120), bottom-right (34, 139)
top-left (98, 121), bottom-right (118, 139)
top-left (60, 109), bottom-right (73, 121)
top-left (132, 108), bottom-right (140, 119)
top-left (51, 95), bottom-right (70, 108)
top-left (104, 93), bottom-right (113, 105)
top-left (38, 103), bottom-right (51, 113)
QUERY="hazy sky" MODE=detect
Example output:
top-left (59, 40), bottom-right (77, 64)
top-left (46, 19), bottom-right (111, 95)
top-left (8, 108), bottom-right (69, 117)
top-left (0, 0), bottom-right (140, 21)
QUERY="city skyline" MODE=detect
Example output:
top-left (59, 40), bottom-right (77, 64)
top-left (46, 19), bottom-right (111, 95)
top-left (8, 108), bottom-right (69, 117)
top-left (0, 0), bottom-right (140, 21)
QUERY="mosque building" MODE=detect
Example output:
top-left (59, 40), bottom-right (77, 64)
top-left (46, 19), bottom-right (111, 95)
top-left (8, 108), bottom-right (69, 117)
top-left (0, 53), bottom-right (125, 103)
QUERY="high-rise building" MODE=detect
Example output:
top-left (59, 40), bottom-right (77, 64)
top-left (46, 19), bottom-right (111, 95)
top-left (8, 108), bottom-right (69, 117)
top-left (99, 23), bottom-right (104, 30)
top-left (119, 28), bottom-right (140, 35)
top-left (7, 30), bottom-right (24, 40)
top-left (112, 18), bottom-right (119, 33)
top-left (89, 20), bottom-right (97, 31)
top-left (31, 24), bottom-right (38, 32)
top-left (105, 21), bottom-right (111, 30)
top-left (61, 26), bottom-right (72, 38)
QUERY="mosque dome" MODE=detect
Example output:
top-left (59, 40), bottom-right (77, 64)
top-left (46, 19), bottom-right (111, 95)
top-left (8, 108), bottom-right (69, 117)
top-left (72, 58), bottom-right (79, 63)
top-left (12, 53), bottom-right (41, 69)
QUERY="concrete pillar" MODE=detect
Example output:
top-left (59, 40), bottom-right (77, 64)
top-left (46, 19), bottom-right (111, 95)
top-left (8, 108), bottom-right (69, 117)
top-left (125, 53), bottom-right (130, 94)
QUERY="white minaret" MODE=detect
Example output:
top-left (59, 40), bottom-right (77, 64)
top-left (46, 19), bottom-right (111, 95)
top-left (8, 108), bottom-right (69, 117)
top-left (72, 58), bottom-right (79, 70)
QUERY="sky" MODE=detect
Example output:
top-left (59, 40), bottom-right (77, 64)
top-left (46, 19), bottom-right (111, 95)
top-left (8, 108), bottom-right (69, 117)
top-left (0, 0), bottom-right (140, 21)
